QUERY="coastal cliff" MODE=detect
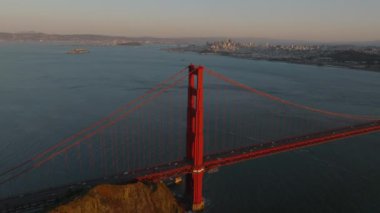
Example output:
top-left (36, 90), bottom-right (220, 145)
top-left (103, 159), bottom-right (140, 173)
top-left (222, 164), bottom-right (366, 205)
top-left (50, 182), bottom-right (184, 213)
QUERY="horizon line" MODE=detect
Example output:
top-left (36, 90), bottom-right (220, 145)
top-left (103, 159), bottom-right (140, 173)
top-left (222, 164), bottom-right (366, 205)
top-left (1, 31), bottom-right (379, 44)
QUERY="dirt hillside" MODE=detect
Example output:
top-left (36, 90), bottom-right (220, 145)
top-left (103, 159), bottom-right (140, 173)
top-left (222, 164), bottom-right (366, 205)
top-left (50, 182), bottom-right (184, 213)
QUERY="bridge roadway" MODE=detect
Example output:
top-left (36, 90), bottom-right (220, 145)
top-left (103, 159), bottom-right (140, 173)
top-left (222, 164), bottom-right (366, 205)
top-left (1, 121), bottom-right (380, 212)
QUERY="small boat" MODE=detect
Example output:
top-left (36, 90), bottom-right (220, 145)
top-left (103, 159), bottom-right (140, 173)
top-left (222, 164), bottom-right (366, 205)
top-left (208, 167), bottom-right (219, 174)
top-left (66, 48), bottom-right (89, 54)
top-left (174, 177), bottom-right (183, 184)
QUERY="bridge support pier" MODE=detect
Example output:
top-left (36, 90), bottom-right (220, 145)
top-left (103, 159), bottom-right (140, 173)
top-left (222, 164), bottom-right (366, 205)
top-left (186, 65), bottom-right (205, 211)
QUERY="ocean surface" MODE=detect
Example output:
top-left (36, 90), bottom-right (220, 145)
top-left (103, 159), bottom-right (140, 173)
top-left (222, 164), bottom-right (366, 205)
top-left (1, 42), bottom-right (380, 212)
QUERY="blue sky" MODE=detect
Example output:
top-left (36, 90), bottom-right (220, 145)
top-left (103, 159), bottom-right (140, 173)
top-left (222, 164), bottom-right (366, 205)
top-left (0, 0), bottom-right (379, 41)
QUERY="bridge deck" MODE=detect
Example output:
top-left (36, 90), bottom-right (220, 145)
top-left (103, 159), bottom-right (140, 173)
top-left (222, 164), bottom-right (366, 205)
top-left (204, 120), bottom-right (380, 170)
top-left (1, 121), bottom-right (379, 211)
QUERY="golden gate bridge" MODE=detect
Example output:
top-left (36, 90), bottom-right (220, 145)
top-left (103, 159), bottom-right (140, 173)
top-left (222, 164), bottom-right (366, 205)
top-left (0, 65), bottom-right (379, 212)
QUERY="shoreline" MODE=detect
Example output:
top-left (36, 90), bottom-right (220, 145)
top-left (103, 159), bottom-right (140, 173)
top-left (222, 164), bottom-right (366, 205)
top-left (168, 48), bottom-right (380, 73)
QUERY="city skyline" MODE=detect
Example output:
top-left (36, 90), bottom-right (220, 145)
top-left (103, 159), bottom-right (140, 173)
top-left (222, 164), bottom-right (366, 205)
top-left (1, 0), bottom-right (380, 42)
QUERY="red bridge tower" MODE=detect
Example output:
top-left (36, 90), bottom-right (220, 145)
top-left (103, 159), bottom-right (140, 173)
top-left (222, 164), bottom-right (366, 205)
top-left (186, 65), bottom-right (205, 211)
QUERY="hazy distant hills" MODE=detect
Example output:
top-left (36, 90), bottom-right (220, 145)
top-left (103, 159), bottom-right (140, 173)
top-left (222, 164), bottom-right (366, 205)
top-left (0, 32), bottom-right (379, 46)
top-left (0, 32), bottom-right (119, 41)
top-left (350, 40), bottom-right (380, 47)
top-left (0, 32), bottom-right (216, 45)
top-left (0, 32), bottom-right (180, 45)
top-left (229, 37), bottom-right (380, 46)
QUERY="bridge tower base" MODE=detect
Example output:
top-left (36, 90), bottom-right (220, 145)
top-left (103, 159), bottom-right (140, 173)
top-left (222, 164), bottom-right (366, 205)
top-left (186, 65), bottom-right (205, 211)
